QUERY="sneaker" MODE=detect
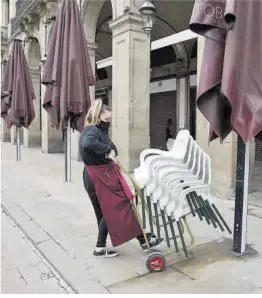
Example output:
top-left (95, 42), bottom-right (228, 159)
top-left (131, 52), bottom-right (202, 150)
top-left (141, 234), bottom-right (164, 252)
top-left (93, 248), bottom-right (119, 259)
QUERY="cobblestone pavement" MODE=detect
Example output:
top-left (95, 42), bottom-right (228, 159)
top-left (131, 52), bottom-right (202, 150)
top-left (1, 209), bottom-right (75, 294)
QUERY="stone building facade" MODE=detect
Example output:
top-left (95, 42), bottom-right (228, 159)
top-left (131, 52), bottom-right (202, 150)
top-left (1, 0), bottom-right (261, 199)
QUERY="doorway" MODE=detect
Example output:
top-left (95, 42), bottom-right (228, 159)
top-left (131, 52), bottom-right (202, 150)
top-left (150, 91), bottom-right (177, 149)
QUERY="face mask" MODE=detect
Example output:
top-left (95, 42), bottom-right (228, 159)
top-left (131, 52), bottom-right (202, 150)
top-left (99, 121), bottom-right (111, 130)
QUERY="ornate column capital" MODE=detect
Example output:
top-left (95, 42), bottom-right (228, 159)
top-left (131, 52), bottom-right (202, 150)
top-left (109, 12), bottom-right (144, 37)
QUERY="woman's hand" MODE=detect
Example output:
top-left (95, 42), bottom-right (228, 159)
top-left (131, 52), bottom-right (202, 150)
top-left (105, 149), bottom-right (116, 159)
top-left (109, 149), bottom-right (116, 158)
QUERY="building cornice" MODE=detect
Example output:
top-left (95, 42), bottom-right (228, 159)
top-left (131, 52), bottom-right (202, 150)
top-left (10, 0), bottom-right (58, 37)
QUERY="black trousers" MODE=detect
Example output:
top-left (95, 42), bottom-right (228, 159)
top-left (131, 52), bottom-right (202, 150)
top-left (83, 169), bottom-right (146, 247)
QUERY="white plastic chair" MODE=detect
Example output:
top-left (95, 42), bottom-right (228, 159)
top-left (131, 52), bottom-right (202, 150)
top-left (143, 137), bottom-right (194, 196)
top-left (157, 144), bottom-right (202, 211)
top-left (154, 143), bottom-right (202, 209)
top-left (139, 130), bottom-right (190, 165)
top-left (166, 152), bottom-right (211, 220)
top-left (174, 154), bottom-right (212, 219)
top-left (134, 133), bottom-right (192, 189)
top-left (164, 151), bottom-right (206, 216)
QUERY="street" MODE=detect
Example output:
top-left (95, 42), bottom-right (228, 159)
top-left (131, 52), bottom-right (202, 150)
top-left (1, 143), bottom-right (262, 294)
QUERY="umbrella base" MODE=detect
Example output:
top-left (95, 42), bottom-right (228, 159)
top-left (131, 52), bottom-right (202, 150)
top-left (228, 245), bottom-right (258, 259)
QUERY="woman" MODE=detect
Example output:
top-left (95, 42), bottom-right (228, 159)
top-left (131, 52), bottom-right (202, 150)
top-left (80, 99), bottom-right (163, 259)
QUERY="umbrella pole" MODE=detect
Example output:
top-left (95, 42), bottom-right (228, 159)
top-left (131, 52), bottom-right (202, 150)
top-left (16, 126), bottom-right (21, 161)
top-left (231, 135), bottom-right (250, 256)
top-left (65, 122), bottom-right (71, 182)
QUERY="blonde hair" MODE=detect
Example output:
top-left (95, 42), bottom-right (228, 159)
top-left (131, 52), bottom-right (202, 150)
top-left (85, 99), bottom-right (111, 126)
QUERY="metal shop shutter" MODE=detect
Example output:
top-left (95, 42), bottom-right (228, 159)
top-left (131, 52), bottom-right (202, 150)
top-left (150, 91), bottom-right (177, 149)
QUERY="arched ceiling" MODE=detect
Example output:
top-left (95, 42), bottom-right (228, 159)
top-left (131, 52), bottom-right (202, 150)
top-left (95, 1), bottom-right (112, 60)
top-left (152, 0), bottom-right (195, 39)
top-left (151, 0), bottom-right (195, 64)
top-left (95, 0), bottom-right (196, 62)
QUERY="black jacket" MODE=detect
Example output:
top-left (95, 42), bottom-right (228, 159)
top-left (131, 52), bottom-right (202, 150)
top-left (79, 125), bottom-right (118, 165)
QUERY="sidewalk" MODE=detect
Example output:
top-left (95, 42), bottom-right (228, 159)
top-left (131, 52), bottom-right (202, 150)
top-left (1, 210), bottom-right (74, 294)
top-left (1, 142), bottom-right (262, 294)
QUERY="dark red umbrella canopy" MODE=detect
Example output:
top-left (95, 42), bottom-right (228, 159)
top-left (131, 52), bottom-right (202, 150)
top-left (189, 0), bottom-right (262, 143)
top-left (41, 0), bottom-right (95, 132)
top-left (1, 39), bottom-right (35, 128)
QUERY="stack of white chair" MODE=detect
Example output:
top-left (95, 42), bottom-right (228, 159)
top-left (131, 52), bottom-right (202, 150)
top-left (134, 130), bottom-right (232, 255)
top-left (134, 130), bottom-right (212, 220)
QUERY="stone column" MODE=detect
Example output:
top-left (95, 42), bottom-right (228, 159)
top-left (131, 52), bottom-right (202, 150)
top-left (1, 34), bottom-right (10, 141)
top-left (196, 36), bottom-right (236, 199)
top-left (10, 125), bottom-right (23, 145)
top-left (109, 13), bottom-right (151, 171)
top-left (108, 89), bottom-right (112, 109)
top-left (248, 139), bottom-right (256, 184)
top-left (40, 59), bottom-right (63, 153)
top-left (176, 76), bottom-right (190, 131)
top-left (23, 67), bottom-right (41, 147)
top-left (1, 0), bottom-right (8, 26)
top-left (0, 119), bottom-right (11, 142)
top-left (87, 41), bottom-right (97, 102)
top-left (11, 126), bottom-right (15, 144)
top-left (1, 57), bottom-right (10, 142)
top-left (71, 42), bottom-right (97, 161)
top-left (9, 0), bottom-right (16, 20)
top-left (108, 88), bottom-right (113, 139)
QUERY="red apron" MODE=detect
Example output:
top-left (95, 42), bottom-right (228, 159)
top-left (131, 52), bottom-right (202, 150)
top-left (85, 162), bottom-right (142, 247)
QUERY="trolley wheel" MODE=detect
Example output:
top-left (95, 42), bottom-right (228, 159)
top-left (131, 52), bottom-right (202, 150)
top-left (146, 252), bottom-right (166, 273)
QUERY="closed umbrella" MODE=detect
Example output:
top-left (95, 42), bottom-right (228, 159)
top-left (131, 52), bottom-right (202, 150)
top-left (190, 0), bottom-right (262, 255)
top-left (41, 0), bottom-right (95, 182)
top-left (1, 39), bottom-right (35, 161)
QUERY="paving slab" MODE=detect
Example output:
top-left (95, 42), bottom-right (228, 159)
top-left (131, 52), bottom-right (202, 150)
top-left (108, 267), bottom-right (193, 294)
top-left (1, 211), bottom-right (72, 294)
